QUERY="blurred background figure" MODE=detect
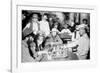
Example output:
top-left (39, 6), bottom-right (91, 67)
top-left (61, 24), bottom-right (71, 34)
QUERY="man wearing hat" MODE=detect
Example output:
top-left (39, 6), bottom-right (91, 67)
top-left (45, 28), bottom-right (63, 46)
top-left (23, 14), bottom-right (40, 36)
top-left (74, 19), bottom-right (89, 40)
top-left (73, 22), bottom-right (88, 40)
top-left (67, 26), bottom-right (90, 60)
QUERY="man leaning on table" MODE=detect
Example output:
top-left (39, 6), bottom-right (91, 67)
top-left (45, 28), bottom-right (63, 46)
top-left (67, 25), bottom-right (90, 60)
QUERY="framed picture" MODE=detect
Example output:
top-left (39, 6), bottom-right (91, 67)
top-left (11, 0), bottom-right (97, 73)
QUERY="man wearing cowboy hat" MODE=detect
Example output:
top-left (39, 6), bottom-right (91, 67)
top-left (45, 28), bottom-right (63, 46)
top-left (67, 26), bottom-right (90, 60)
top-left (74, 19), bottom-right (89, 40)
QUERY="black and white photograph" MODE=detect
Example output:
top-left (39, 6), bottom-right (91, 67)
top-left (0, 0), bottom-right (99, 73)
top-left (10, 1), bottom-right (97, 72)
top-left (21, 10), bottom-right (90, 62)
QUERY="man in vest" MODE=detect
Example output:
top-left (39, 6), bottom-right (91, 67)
top-left (23, 14), bottom-right (40, 37)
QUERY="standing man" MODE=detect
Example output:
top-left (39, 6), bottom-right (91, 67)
top-left (67, 27), bottom-right (90, 60)
top-left (39, 14), bottom-right (50, 37)
top-left (23, 14), bottom-right (40, 36)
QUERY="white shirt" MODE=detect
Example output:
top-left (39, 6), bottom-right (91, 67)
top-left (76, 24), bottom-right (87, 30)
top-left (67, 34), bottom-right (90, 56)
top-left (32, 22), bottom-right (39, 34)
top-left (61, 29), bottom-right (71, 34)
top-left (51, 28), bottom-right (60, 33)
top-left (39, 20), bottom-right (50, 36)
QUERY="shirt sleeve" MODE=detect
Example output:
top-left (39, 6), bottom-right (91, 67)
top-left (61, 29), bottom-right (64, 33)
top-left (77, 38), bottom-right (90, 56)
top-left (67, 40), bottom-right (78, 47)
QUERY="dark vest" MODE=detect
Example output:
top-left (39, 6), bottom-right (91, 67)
top-left (23, 22), bottom-right (33, 37)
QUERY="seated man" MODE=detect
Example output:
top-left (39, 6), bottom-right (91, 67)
top-left (67, 26), bottom-right (90, 60)
top-left (45, 28), bottom-right (63, 46)
top-left (26, 33), bottom-right (47, 62)
top-left (59, 24), bottom-right (72, 43)
top-left (34, 32), bottom-right (46, 52)
top-left (75, 19), bottom-right (90, 40)
top-left (61, 24), bottom-right (71, 34)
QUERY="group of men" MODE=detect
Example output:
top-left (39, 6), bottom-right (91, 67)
top-left (23, 14), bottom-right (50, 37)
top-left (22, 13), bottom-right (90, 62)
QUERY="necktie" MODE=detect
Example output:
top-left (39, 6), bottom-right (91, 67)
top-left (74, 31), bottom-right (76, 39)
